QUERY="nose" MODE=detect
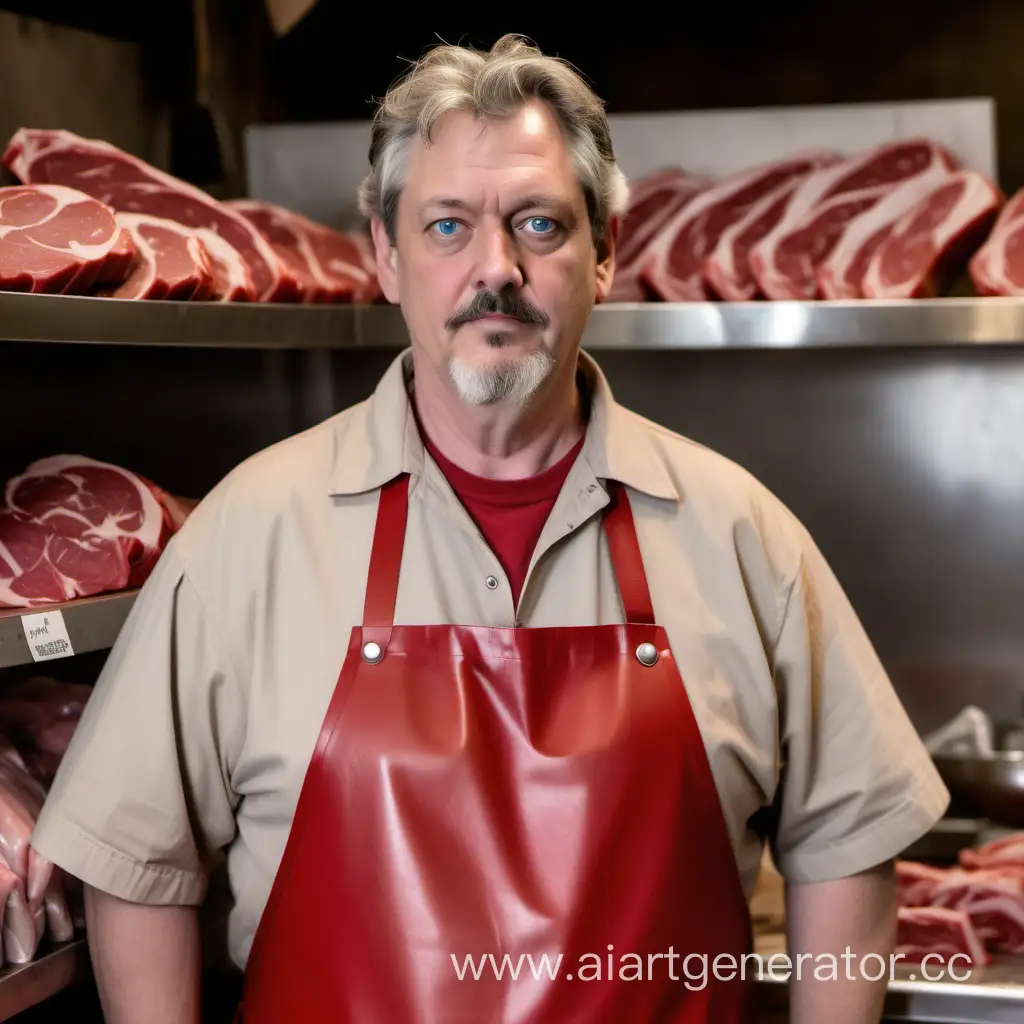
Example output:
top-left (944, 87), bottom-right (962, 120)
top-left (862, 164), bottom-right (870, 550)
top-left (473, 220), bottom-right (525, 293)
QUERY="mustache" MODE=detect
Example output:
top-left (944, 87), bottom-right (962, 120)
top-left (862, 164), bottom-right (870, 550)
top-left (445, 290), bottom-right (549, 330)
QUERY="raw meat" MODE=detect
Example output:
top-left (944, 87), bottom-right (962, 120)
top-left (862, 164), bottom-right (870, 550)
top-left (192, 226), bottom-right (257, 301)
top-left (0, 455), bottom-right (186, 607)
top-left (930, 874), bottom-right (1024, 953)
top-left (0, 864), bottom-right (35, 966)
top-left (639, 150), bottom-right (838, 301)
top-left (609, 168), bottom-right (709, 301)
top-left (896, 906), bottom-right (988, 965)
top-left (896, 854), bottom-right (1024, 957)
top-left (959, 832), bottom-right (1024, 869)
top-left (969, 186), bottom-right (1024, 296)
top-left (0, 750), bottom-right (52, 906)
top-left (0, 859), bottom-right (18, 967)
top-left (96, 212), bottom-right (215, 301)
top-left (43, 872), bottom-right (73, 943)
top-left (227, 199), bottom-right (379, 302)
top-left (896, 860), bottom-right (949, 906)
top-left (702, 175), bottom-right (817, 301)
top-left (749, 139), bottom-right (959, 300)
top-left (861, 171), bottom-right (1002, 299)
top-left (817, 164), bottom-right (958, 299)
top-left (0, 677), bottom-right (92, 786)
top-left (2, 128), bottom-right (299, 301)
top-left (0, 184), bottom-right (134, 295)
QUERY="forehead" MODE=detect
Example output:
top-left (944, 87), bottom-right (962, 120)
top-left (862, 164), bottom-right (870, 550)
top-left (401, 101), bottom-right (582, 206)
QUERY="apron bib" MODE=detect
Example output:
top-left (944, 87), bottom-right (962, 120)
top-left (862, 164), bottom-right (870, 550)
top-left (240, 475), bottom-right (756, 1022)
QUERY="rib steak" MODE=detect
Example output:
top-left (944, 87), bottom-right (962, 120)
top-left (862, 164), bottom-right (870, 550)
top-left (0, 456), bottom-right (187, 608)
top-left (969, 186), bottom-right (1024, 296)
top-left (609, 167), bottom-right (709, 301)
top-left (817, 164), bottom-right (957, 299)
top-left (2, 128), bottom-right (298, 302)
top-left (749, 139), bottom-right (959, 300)
top-left (0, 184), bottom-right (134, 295)
top-left (861, 170), bottom-right (1002, 299)
top-left (640, 150), bottom-right (838, 301)
top-left (97, 212), bottom-right (215, 301)
top-left (702, 175), bottom-right (814, 301)
top-left (226, 199), bottom-right (379, 303)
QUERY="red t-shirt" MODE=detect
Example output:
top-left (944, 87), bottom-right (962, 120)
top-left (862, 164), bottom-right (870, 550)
top-left (423, 434), bottom-right (585, 607)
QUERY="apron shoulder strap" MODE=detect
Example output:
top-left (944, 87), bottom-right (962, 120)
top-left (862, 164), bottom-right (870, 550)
top-left (363, 473), bottom-right (410, 634)
top-left (602, 481), bottom-right (656, 625)
top-left (362, 474), bottom-right (656, 629)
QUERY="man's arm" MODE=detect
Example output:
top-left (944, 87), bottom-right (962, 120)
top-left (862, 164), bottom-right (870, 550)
top-left (785, 859), bottom-right (897, 1024)
top-left (85, 885), bottom-right (203, 1024)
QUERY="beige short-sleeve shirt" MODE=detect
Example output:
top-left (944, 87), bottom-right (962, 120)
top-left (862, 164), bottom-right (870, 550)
top-left (31, 349), bottom-right (948, 969)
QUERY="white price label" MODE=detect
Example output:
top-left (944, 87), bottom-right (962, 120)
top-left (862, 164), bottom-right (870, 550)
top-left (21, 610), bottom-right (75, 663)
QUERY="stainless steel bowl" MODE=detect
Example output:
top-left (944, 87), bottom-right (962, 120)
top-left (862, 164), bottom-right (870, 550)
top-left (932, 751), bottom-right (1024, 827)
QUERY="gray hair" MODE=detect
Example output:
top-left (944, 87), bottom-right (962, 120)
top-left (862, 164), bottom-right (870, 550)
top-left (357, 34), bottom-right (629, 250)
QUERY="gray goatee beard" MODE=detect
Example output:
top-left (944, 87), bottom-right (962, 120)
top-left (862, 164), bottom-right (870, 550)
top-left (448, 346), bottom-right (555, 408)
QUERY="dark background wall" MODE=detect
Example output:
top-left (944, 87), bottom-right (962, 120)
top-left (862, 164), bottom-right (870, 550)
top-left (266, 1), bottom-right (1024, 191)
top-left (5, 2), bottom-right (1022, 191)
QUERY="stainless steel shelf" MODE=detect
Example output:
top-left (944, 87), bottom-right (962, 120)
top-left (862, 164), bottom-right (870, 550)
top-left (0, 939), bottom-right (88, 1021)
top-left (0, 591), bottom-right (138, 669)
top-left (3, 292), bottom-right (1024, 349)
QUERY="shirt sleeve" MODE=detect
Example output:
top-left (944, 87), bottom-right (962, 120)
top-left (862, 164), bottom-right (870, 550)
top-left (30, 540), bottom-right (244, 906)
top-left (767, 523), bottom-right (949, 884)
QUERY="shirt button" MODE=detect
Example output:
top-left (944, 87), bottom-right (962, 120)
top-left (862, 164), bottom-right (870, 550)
top-left (485, 575), bottom-right (499, 590)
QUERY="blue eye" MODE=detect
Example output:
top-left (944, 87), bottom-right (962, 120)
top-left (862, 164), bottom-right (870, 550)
top-left (525, 216), bottom-right (555, 234)
top-left (434, 219), bottom-right (459, 236)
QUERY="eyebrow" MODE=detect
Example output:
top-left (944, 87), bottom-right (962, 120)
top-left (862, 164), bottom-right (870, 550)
top-left (419, 194), bottom-right (576, 216)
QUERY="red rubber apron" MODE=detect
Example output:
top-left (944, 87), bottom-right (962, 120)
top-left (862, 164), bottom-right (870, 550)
top-left (239, 474), bottom-right (756, 1022)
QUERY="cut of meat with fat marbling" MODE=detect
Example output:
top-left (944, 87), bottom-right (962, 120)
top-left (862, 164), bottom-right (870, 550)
top-left (969, 186), bottom-right (1024, 296)
top-left (817, 164), bottom-right (959, 299)
top-left (96, 212), bottom-right (216, 301)
top-left (896, 906), bottom-right (989, 965)
top-left (750, 139), bottom-right (959, 300)
top-left (639, 150), bottom-right (839, 301)
top-left (2, 128), bottom-right (299, 301)
top-left (0, 184), bottom-right (135, 294)
top-left (608, 168), bottom-right (710, 301)
top-left (702, 175), bottom-right (819, 301)
top-left (226, 199), bottom-right (380, 302)
top-left (0, 456), bottom-right (192, 608)
top-left (861, 171), bottom-right (1003, 299)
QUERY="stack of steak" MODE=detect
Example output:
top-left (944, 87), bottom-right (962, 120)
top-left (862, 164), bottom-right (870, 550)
top-left (0, 128), bottom-right (379, 303)
top-left (895, 833), bottom-right (1024, 965)
top-left (609, 137), bottom-right (1014, 300)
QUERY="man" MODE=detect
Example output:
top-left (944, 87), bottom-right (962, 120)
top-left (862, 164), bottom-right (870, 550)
top-left (32, 33), bottom-right (947, 1023)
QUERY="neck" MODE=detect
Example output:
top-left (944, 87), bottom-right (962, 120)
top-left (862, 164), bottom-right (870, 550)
top-left (410, 350), bottom-right (585, 480)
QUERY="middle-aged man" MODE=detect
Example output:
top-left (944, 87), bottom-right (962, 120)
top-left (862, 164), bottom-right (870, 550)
top-left (31, 33), bottom-right (947, 1024)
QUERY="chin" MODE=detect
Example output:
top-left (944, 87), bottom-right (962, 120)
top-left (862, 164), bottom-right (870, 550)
top-left (448, 346), bottom-right (556, 408)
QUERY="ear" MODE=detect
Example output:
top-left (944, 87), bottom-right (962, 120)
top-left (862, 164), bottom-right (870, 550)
top-left (370, 216), bottom-right (400, 304)
top-left (594, 214), bottom-right (619, 305)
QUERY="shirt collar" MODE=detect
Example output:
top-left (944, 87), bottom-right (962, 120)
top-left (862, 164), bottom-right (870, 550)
top-left (328, 348), bottom-right (680, 502)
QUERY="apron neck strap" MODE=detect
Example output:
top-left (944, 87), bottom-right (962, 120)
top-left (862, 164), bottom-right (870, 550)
top-left (362, 474), bottom-right (656, 630)
top-left (362, 474), bottom-right (410, 642)
top-left (602, 480), bottom-right (656, 625)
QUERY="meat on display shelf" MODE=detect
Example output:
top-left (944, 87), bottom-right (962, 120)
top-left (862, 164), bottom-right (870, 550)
top-left (3, 292), bottom-right (1024, 349)
top-left (0, 939), bottom-right (89, 1020)
top-left (0, 591), bottom-right (138, 670)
